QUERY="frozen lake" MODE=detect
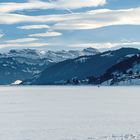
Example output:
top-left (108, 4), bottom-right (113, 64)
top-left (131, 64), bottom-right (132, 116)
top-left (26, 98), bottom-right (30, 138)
top-left (0, 86), bottom-right (140, 140)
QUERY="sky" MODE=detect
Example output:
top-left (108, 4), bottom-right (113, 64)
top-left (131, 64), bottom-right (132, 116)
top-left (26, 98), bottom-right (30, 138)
top-left (0, 0), bottom-right (140, 51)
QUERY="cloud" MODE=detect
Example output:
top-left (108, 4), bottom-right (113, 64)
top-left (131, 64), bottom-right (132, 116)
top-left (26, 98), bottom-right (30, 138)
top-left (0, 42), bottom-right (49, 49)
top-left (0, 36), bottom-right (50, 49)
top-left (0, 0), bottom-right (106, 13)
top-left (0, 34), bottom-right (4, 38)
top-left (52, 8), bottom-right (140, 30)
top-left (69, 41), bottom-right (140, 49)
top-left (29, 31), bottom-right (62, 37)
top-left (0, 1), bottom-right (53, 13)
top-left (17, 24), bottom-right (50, 30)
top-left (69, 42), bottom-right (114, 49)
top-left (49, 0), bottom-right (106, 9)
top-left (6, 38), bottom-right (38, 43)
top-left (0, 7), bottom-right (140, 32)
top-left (0, 31), bottom-right (4, 38)
top-left (0, 12), bottom-right (75, 24)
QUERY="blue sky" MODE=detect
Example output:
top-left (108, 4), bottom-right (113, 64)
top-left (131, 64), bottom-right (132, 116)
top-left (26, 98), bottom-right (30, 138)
top-left (0, 0), bottom-right (140, 51)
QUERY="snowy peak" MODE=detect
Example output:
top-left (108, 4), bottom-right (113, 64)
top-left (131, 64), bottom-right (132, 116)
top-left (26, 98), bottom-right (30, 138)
top-left (4, 47), bottom-right (99, 62)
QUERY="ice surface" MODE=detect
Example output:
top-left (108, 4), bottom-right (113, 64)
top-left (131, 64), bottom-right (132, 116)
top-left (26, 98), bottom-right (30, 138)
top-left (0, 86), bottom-right (140, 140)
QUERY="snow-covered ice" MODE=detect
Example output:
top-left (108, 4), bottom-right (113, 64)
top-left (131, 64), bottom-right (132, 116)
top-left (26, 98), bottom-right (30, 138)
top-left (0, 86), bottom-right (140, 140)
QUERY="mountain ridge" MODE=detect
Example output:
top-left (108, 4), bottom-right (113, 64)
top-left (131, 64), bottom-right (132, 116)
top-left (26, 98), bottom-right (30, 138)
top-left (0, 47), bottom-right (99, 84)
top-left (22, 47), bottom-right (140, 85)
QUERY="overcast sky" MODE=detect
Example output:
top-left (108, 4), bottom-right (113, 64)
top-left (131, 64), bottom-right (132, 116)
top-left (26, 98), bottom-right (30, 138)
top-left (0, 0), bottom-right (140, 51)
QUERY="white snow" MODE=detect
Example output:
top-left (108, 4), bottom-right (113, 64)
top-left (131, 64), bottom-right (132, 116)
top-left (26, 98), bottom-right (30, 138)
top-left (125, 54), bottom-right (135, 58)
top-left (12, 80), bottom-right (22, 85)
top-left (101, 52), bottom-right (113, 57)
top-left (75, 57), bottom-right (89, 63)
top-left (117, 79), bottom-right (140, 85)
top-left (0, 86), bottom-right (140, 140)
top-left (5, 48), bottom-right (98, 63)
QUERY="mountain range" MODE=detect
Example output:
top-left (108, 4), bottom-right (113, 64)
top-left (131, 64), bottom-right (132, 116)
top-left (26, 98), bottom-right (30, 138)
top-left (1, 47), bottom-right (140, 85)
top-left (0, 48), bottom-right (99, 84)
top-left (21, 47), bottom-right (140, 85)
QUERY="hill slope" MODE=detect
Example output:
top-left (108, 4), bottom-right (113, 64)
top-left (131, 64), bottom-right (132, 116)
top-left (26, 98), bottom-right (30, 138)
top-left (23, 48), bottom-right (140, 85)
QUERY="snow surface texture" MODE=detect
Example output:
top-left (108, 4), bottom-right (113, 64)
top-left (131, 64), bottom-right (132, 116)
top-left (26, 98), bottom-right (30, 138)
top-left (0, 86), bottom-right (140, 140)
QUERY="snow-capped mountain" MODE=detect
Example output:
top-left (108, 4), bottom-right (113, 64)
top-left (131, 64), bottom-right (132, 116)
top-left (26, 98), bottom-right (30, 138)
top-left (0, 48), bottom-right (99, 84)
top-left (6, 48), bottom-right (99, 62)
top-left (22, 48), bottom-right (140, 85)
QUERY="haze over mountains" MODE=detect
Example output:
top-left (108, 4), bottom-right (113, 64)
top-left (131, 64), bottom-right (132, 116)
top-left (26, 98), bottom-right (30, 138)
top-left (0, 47), bottom-right (140, 86)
